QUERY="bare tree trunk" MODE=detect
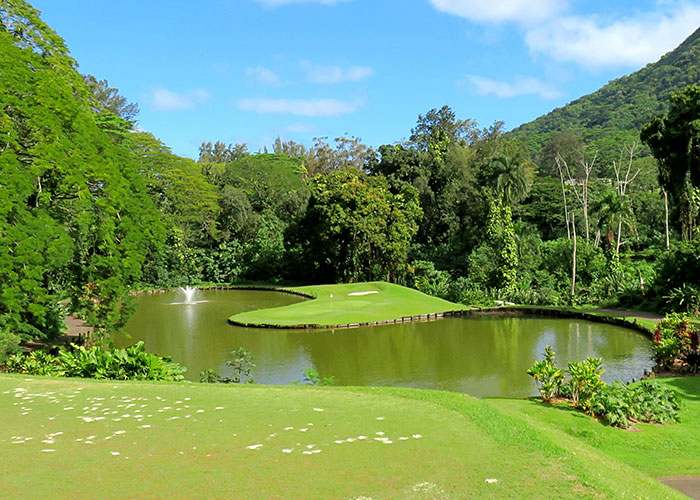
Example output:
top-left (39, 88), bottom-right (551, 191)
top-left (571, 212), bottom-right (577, 300)
top-left (664, 189), bottom-right (670, 249)
top-left (561, 152), bottom-right (595, 242)
top-left (556, 154), bottom-right (571, 240)
top-left (616, 219), bottom-right (623, 253)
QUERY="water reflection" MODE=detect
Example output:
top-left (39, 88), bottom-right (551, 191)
top-left (118, 290), bottom-right (655, 398)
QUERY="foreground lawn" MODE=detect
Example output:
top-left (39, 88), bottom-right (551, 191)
top-left (229, 281), bottom-right (463, 327)
top-left (488, 376), bottom-right (700, 479)
top-left (0, 374), bottom-right (685, 500)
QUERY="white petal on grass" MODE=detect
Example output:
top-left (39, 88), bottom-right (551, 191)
top-left (215, 406), bottom-right (224, 410)
top-left (282, 448), bottom-right (293, 453)
top-left (412, 434), bottom-right (423, 439)
top-left (111, 451), bottom-right (120, 456)
top-left (246, 444), bottom-right (263, 450)
top-left (41, 449), bottom-right (56, 453)
top-left (376, 417), bottom-right (384, 420)
top-left (313, 408), bottom-right (324, 412)
top-left (485, 478), bottom-right (498, 484)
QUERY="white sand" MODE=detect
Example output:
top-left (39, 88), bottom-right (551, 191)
top-left (347, 291), bottom-right (379, 296)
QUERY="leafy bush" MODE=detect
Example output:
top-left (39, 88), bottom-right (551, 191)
top-left (409, 260), bottom-right (451, 299)
top-left (664, 284), bottom-right (700, 316)
top-left (568, 357), bottom-right (606, 413)
top-left (527, 349), bottom-right (680, 428)
top-left (651, 313), bottom-right (700, 371)
top-left (5, 342), bottom-right (186, 381)
top-left (527, 346), bottom-right (564, 402)
top-left (591, 381), bottom-right (680, 428)
top-left (294, 367), bottom-right (335, 386)
top-left (200, 347), bottom-right (256, 384)
top-left (0, 329), bottom-right (23, 366)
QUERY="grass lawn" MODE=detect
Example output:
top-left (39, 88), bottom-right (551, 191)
top-left (0, 374), bottom-right (687, 500)
top-left (487, 377), bottom-right (700, 479)
top-left (229, 281), bottom-right (463, 327)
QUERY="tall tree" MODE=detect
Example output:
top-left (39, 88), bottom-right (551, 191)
top-left (641, 84), bottom-right (700, 241)
top-left (0, 0), bottom-right (163, 341)
top-left (290, 168), bottom-right (421, 283)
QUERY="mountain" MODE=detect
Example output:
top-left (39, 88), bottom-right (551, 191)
top-left (510, 27), bottom-right (700, 165)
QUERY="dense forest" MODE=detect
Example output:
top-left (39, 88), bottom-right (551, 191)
top-left (2, 0), bottom-right (700, 361)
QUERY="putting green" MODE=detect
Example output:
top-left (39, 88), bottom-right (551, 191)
top-left (0, 374), bottom-right (684, 499)
top-left (229, 281), bottom-right (464, 327)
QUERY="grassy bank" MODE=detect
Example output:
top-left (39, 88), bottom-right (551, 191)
top-left (488, 376), bottom-right (700, 478)
top-left (228, 281), bottom-right (463, 327)
top-left (0, 374), bottom-right (689, 500)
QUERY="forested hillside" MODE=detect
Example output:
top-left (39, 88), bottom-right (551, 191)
top-left (511, 27), bottom-right (700, 164)
top-left (2, 0), bottom-right (700, 362)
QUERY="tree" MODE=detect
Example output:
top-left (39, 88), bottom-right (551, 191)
top-left (290, 168), bottom-right (421, 283)
top-left (198, 141), bottom-right (249, 164)
top-left (409, 105), bottom-right (478, 151)
top-left (487, 152), bottom-right (532, 206)
top-left (83, 74), bottom-right (139, 121)
top-left (641, 85), bottom-right (700, 241)
top-left (0, 0), bottom-right (164, 342)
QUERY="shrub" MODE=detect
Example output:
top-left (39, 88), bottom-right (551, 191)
top-left (0, 329), bottom-right (23, 366)
top-left (651, 313), bottom-right (699, 371)
top-left (568, 357), bottom-right (605, 414)
top-left (664, 284), bottom-right (700, 316)
top-left (294, 367), bottom-right (335, 386)
top-left (200, 347), bottom-right (256, 384)
top-left (527, 350), bottom-right (680, 429)
top-left (5, 342), bottom-right (186, 381)
top-left (591, 381), bottom-right (680, 428)
top-left (526, 346), bottom-right (564, 402)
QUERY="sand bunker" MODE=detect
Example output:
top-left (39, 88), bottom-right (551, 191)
top-left (347, 291), bottom-right (379, 296)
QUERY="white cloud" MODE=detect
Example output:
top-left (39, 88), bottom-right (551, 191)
top-left (246, 66), bottom-right (281, 85)
top-left (428, 0), bottom-right (565, 24)
top-left (149, 87), bottom-right (210, 111)
top-left (255, 0), bottom-right (349, 6)
top-left (301, 61), bottom-right (374, 84)
top-left (525, 4), bottom-right (700, 69)
top-left (238, 97), bottom-right (362, 116)
top-left (466, 74), bottom-right (563, 99)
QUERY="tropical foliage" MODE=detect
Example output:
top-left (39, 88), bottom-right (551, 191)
top-left (528, 347), bottom-right (680, 428)
top-left (5, 342), bottom-right (186, 381)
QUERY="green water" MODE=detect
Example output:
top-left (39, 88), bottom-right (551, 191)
top-left (119, 289), bottom-right (655, 398)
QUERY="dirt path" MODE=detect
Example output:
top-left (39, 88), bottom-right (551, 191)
top-left (22, 314), bottom-right (91, 352)
top-left (592, 308), bottom-right (664, 322)
top-left (660, 477), bottom-right (700, 499)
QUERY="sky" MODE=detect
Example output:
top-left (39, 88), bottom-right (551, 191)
top-left (29, 0), bottom-right (700, 159)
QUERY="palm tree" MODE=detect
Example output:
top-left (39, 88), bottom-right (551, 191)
top-left (593, 188), bottom-right (634, 252)
top-left (488, 153), bottom-right (532, 206)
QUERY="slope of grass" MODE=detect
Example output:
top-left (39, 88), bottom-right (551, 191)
top-left (229, 281), bottom-right (464, 327)
top-left (0, 373), bottom-right (686, 500)
top-left (487, 377), bottom-right (700, 478)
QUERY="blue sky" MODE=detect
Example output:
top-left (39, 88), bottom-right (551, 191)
top-left (30, 0), bottom-right (700, 159)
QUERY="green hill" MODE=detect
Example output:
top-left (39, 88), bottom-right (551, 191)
top-left (511, 27), bottom-right (700, 163)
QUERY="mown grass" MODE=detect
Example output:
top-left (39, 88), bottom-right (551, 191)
top-left (0, 373), bottom-right (687, 500)
top-left (229, 281), bottom-right (463, 327)
top-left (488, 377), bottom-right (700, 478)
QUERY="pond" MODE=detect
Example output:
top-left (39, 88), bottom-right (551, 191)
top-left (117, 289), bottom-right (655, 398)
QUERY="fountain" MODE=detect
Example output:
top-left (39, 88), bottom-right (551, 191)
top-left (170, 286), bottom-right (207, 305)
top-left (180, 286), bottom-right (197, 304)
